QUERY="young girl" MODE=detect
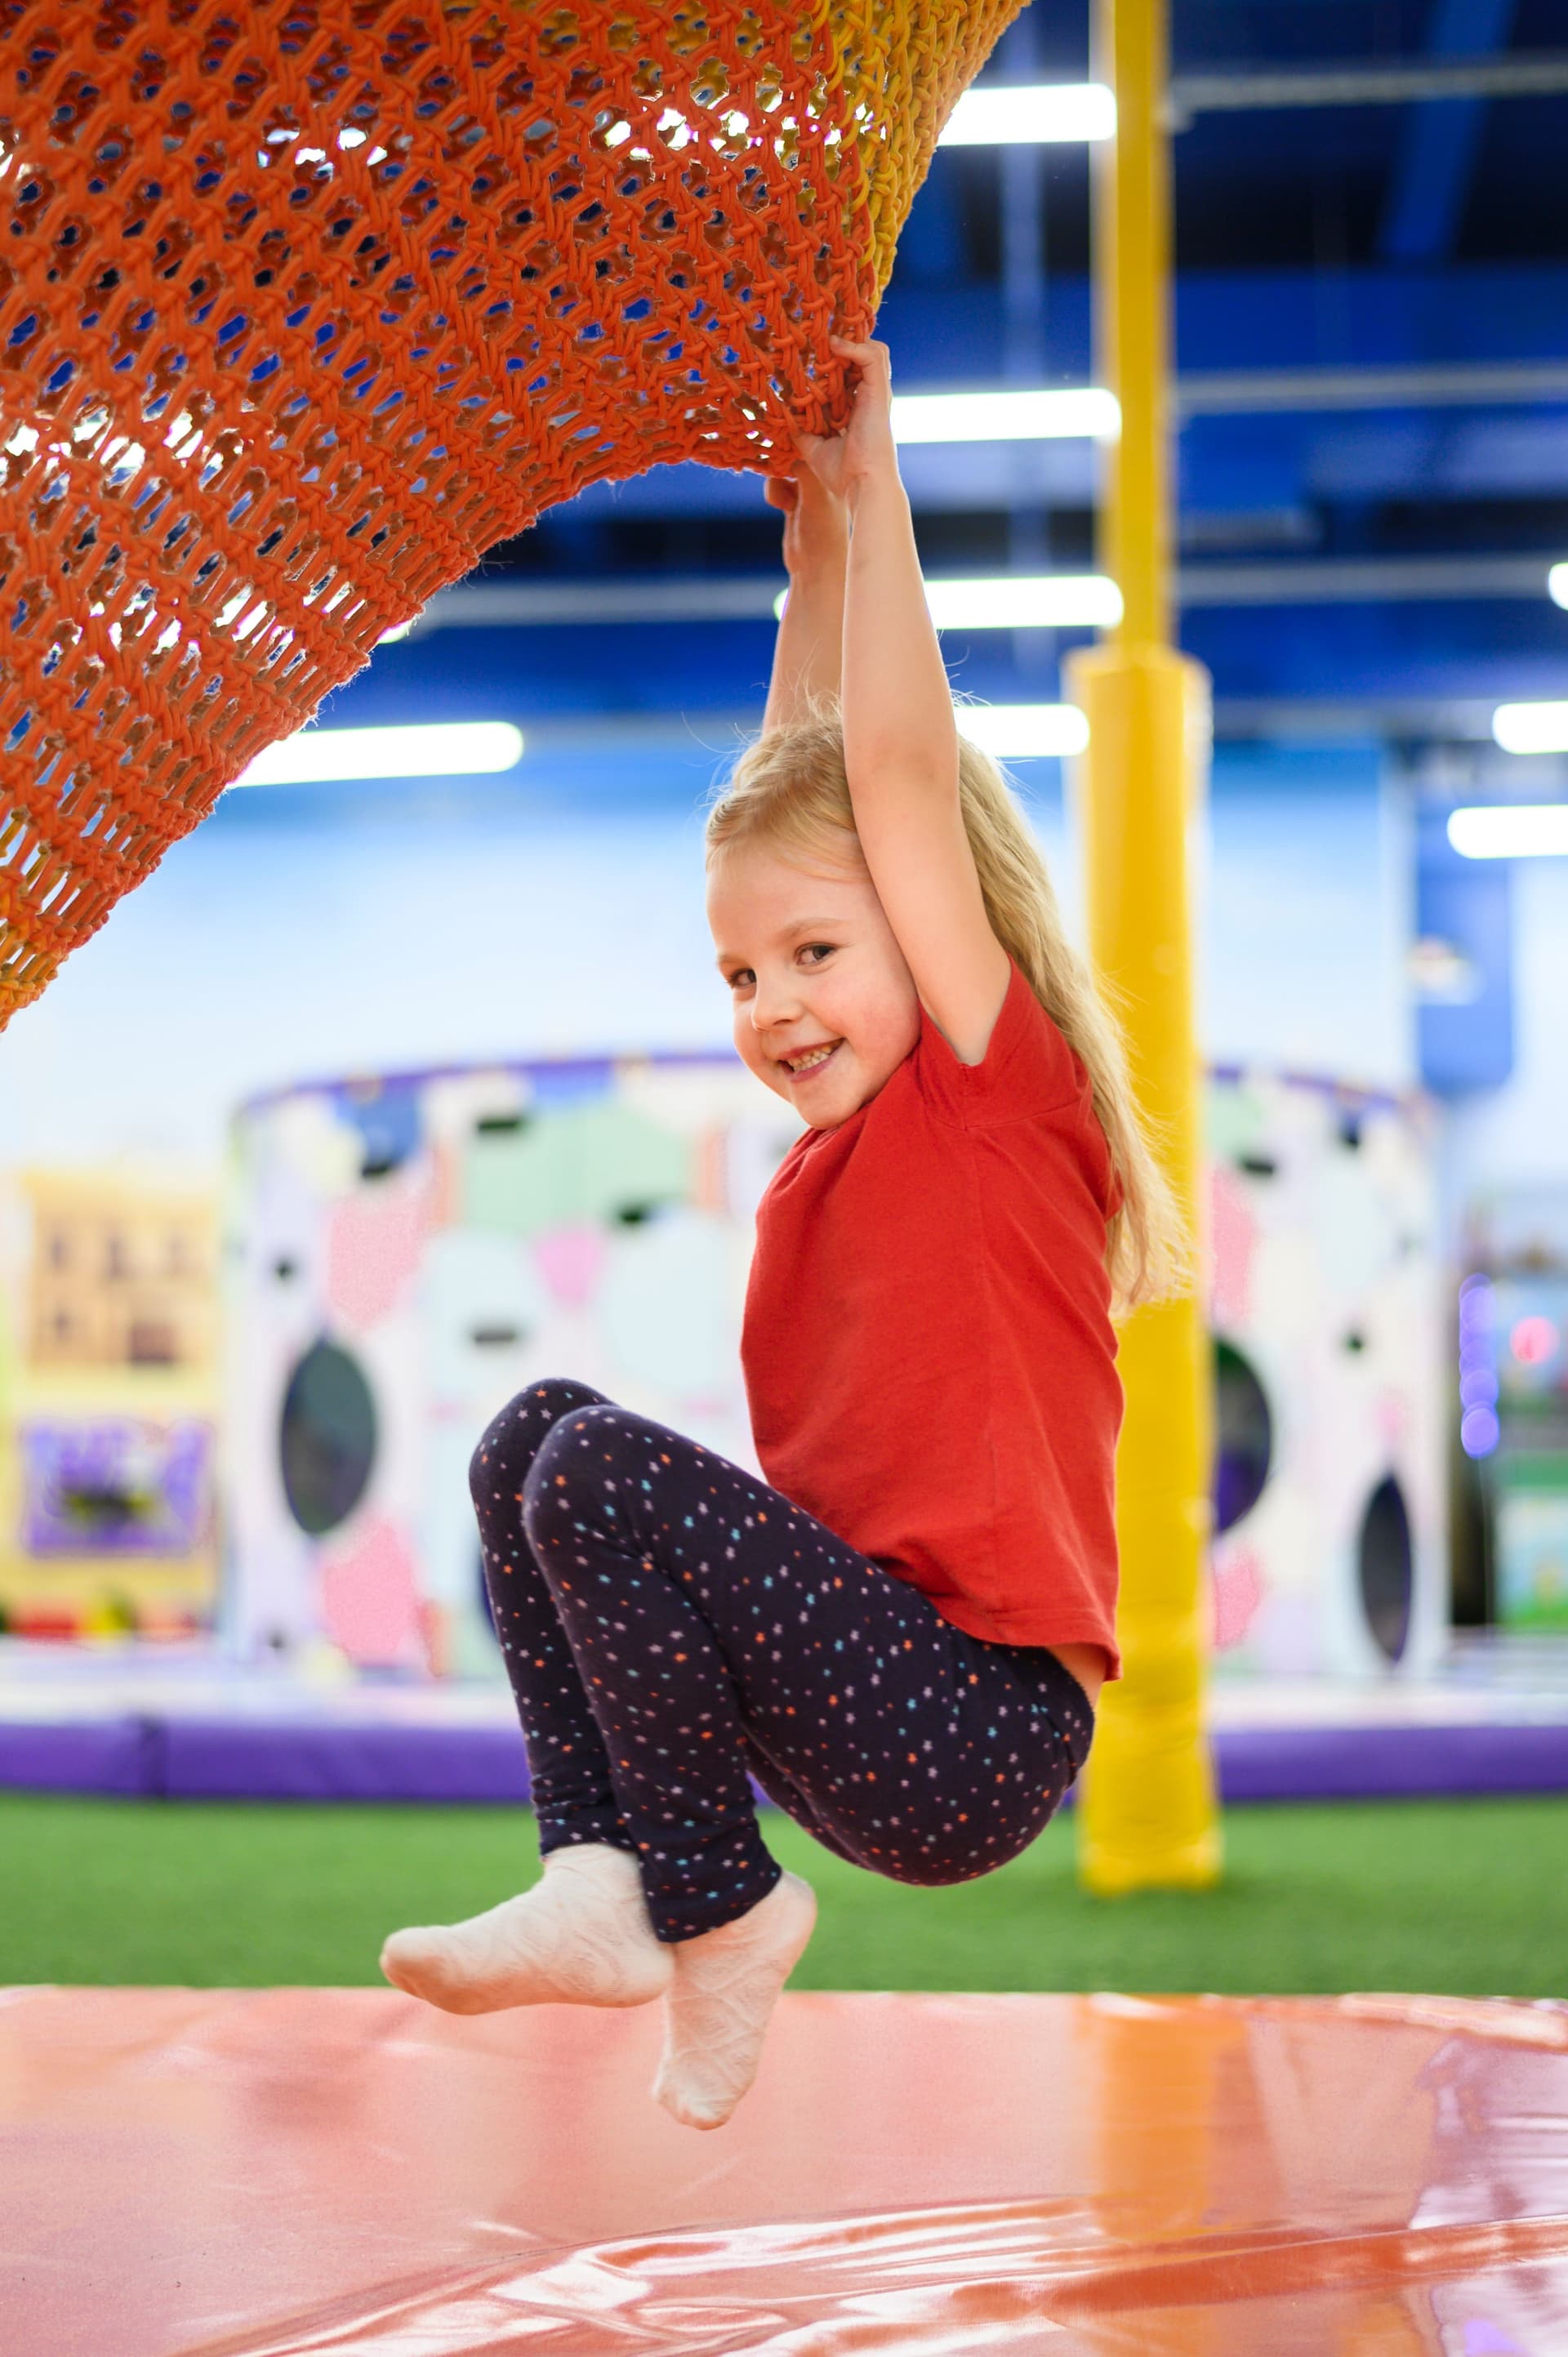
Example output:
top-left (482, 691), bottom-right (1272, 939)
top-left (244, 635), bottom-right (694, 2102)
top-left (381, 336), bottom-right (1184, 2132)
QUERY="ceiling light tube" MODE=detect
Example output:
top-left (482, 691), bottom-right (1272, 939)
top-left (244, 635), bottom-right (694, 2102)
top-left (773, 576), bottom-right (1122, 630)
top-left (892, 387), bottom-right (1120, 443)
top-left (938, 82), bottom-right (1116, 145)
top-left (1448, 804), bottom-right (1568, 859)
top-left (1548, 563), bottom-right (1568, 611)
top-left (927, 575), bottom-right (1124, 630)
top-left (956, 703), bottom-right (1091, 757)
top-left (1492, 702), bottom-right (1568, 755)
top-left (232, 720), bottom-right (524, 786)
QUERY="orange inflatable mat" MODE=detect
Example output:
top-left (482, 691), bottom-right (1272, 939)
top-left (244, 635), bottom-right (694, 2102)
top-left (0, 0), bottom-right (1027, 1025)
top-left (6, 1986), bottom-right (1567, 2353)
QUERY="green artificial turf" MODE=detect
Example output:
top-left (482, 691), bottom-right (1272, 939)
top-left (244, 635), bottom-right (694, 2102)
top-left (2, 1791), bottom-right (1563, 1997)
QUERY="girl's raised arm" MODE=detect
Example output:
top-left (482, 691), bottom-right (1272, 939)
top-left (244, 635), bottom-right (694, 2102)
top-left (760, 470), bottom-right (849, 734)
top-left (795, 337), bottom-right (1010, 1067)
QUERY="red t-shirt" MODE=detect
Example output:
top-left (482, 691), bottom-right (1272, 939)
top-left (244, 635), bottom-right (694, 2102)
top-left (741, 953), bottom-right (1124, 1679)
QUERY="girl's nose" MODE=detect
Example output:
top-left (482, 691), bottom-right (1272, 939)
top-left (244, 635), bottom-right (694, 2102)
top-left (751, 974), bottom-right (801, 1031)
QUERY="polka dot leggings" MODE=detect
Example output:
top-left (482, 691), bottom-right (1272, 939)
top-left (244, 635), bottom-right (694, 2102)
top-left (472, 1377), bottom-right (1095, 1944)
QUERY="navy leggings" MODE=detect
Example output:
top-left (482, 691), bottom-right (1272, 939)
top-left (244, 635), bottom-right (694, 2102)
top-left (472, 1378), bottom-right (1095, 1943)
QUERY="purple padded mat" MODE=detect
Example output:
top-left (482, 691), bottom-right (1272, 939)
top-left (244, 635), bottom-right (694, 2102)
top-left (3, 1713), bottom-right (1568, 1804)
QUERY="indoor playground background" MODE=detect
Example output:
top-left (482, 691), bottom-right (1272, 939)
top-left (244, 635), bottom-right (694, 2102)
top-left (3, 0), bottom-right (1568, 2003)
top-left (2, 3), bottom-right (1568, 2348)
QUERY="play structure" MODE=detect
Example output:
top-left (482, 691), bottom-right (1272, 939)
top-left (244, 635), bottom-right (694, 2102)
top-left (222, 1051), bottom-right (1447, 1685)
top-left (1206, 1072), bottom-right (1446, 1679)
top-left (0, 0), bottom-right (1027, 1024)
top-left (0, 1168), bottom-right (219, 1637)
top-left (1456, 1188), bottom-right (1568, 1636)
top-left (1479, 1263), bottom-right (1568, 1633)
top-left (223, 1049), bottom-right (794, 1675)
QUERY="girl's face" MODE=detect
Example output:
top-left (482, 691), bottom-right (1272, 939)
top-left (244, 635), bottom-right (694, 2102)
top-left (706, 840), bottom-right (922, 1128)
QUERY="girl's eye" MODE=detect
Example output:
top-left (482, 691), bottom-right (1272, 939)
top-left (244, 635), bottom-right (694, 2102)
top-left (727, 945), bottom-right (835, 989)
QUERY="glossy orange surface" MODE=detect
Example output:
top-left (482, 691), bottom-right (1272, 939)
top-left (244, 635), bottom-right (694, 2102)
top-left (4, 1988), bottom-right (1566, 2354)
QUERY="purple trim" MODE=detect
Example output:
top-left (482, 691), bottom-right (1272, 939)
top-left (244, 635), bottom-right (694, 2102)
top-left (240, 1056), bottom-right (1391, 1131)
top-left (1215, 1722), bottom-right (1568, 1802)
top-left (0, 1717), bottom-right (159, 1796)
top-left (159, 1718), bottom-right (532, 1803)
top-left (1205, 1063), bottom-right (1419, 1118)
top-left (2, 1715), bottom-right (1567, 1806)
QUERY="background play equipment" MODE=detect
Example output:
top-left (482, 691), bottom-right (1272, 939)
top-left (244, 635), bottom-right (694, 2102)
top-left (1066, 0), bottom-right (1219, 1893)
top-left (220, 1049), bottom-right (1446, 1688)
top-left (224, 1049), bottom-right (795, 1674)
top-left (1206, 1073), bottom-right (1446, 1680)
top-left (0, 1169), bottom-right (218, 1637)
top-left (1456, 1189), bottom-right (1568, 1637)
top-left (6, 1985), bottom-right (1566, 2348)
top-left (0, 0), bottom-right (1029, 1024)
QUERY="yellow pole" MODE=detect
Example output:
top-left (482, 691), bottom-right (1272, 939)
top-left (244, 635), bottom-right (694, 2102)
top-left (1067, 0), bottom-right (1221, 1892)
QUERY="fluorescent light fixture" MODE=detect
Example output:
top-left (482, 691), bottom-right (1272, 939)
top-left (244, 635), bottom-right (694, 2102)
top-left (927, 574), bottom-right (1123, 630)
top-left (892, 387), bottom-right (1119, 443)
top-left (1448, 804), bottom-right (1568, 859)
top-left (232, 720), bottom-right (524, 787)
top-left (377, 617), bottom-right (417, 644)
top-left (956, 703), bottom-right (1090, 758)
top-left (1548, 562), bottom-right (1568, 610)
top-left (938, 82), bottom-right (1116, 145)
top-left (773, 575), bottom-right (1120, 630)
top-left (1492, 701), bottom-right (1568, 754)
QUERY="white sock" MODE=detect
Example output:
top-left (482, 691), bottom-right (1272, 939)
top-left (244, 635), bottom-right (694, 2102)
top-left (379, 1842), bottom-right (673, 2014)
top-left (652, 1869), bottom-right (817, 2130)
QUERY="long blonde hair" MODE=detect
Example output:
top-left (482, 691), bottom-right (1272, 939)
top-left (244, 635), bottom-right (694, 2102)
top-left (703, 690), bottom-right (1191, 1313)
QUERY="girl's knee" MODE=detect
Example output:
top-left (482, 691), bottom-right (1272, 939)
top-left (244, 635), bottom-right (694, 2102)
top-left (468, 1378), bottom-right (609, 1504)
top-left (519, 1397), bottom-right (618, 1523)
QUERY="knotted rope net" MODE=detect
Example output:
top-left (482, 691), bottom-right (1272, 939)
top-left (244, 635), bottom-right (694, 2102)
top-left (0, 0), bottom-right (1027, 1024)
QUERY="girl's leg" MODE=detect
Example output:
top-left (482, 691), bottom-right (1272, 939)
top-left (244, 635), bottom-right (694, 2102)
top-left (381, 1379), bottom-right (676, 2014)
top-left (520, 1398), bottom-right (1094, 2128)
top-left (469, 1377), bottom-right (639, 1859)
top-left (472, 1379), bottom-right (861, 1868)
top-left (521, 1401), bottom-right (1094, 1935)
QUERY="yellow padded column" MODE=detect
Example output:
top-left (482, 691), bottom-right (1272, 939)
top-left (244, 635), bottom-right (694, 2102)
top-left (1066, 0), bottom-right (1222, 1893)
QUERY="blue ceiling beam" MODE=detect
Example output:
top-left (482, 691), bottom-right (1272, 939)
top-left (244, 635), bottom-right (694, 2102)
top-left (878, 263), bottom-right (1568, 385)
top-left (1377, 0), bottom-right (1517, 265)
top-left (565, 400), bottom-right (1568, 524)
top-left (324, 592), bottom-right (1568, 734)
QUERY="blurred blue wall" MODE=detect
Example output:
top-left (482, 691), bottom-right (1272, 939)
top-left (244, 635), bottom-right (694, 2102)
top-left (1444, 858), bottom-right (1568, 1216)
top-left (0, 737), bottom-right (1422, 1168)
top-left (1200, 746), bottom-right (1413, 1088)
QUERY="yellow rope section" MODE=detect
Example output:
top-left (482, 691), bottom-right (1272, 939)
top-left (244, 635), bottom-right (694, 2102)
top-left (0, 0), bottom-right (1025, 1023)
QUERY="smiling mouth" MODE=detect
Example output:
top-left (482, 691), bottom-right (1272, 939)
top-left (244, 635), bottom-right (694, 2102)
top-left (781, 1040), bottom-right (843, 1079)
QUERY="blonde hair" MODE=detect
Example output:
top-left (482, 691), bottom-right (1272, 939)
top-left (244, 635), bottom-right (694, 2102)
top-left (703, 690), bottom-right (1191, 1314)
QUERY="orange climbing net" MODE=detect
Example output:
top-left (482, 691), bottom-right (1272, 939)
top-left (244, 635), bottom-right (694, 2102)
top-left (0, 0), bottom-right (1027, 1024)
